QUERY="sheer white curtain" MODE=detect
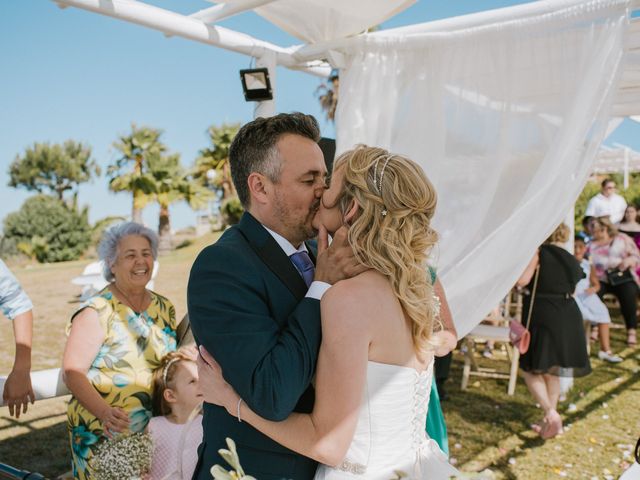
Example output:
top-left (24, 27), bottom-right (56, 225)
top-left (335, 0), bottom-right (631, 335)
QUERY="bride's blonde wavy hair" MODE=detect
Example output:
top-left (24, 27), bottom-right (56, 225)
top-left (331, 145), bottom-right (439, 353)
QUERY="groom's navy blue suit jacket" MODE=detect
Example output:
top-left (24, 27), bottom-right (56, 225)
top-left (188, 212), bottom-right (322, 480)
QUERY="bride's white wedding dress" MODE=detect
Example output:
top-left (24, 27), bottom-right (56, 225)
top-left (314, 360), bottom-right (459, 479)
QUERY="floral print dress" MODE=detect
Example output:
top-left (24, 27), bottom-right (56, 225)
top-left (66, 287), bottom-right (177, 480)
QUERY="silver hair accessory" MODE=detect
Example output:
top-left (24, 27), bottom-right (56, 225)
top-left (372, 157), bottom-right (382, 194)
top-left (377, 155), bottom-right (392, 193)
top-left (162, 357), bottom-right (181, 387)
top-left (374, 155), bottom-right (393, 217)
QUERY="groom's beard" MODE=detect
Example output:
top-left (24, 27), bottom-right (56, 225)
top-left (273, 194), bottom-right (320, 244)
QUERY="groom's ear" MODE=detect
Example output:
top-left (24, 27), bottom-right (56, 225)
top-left (247, 172), bottom-right (269, 205)
top-left (343, 199), bottom-right (359, 225)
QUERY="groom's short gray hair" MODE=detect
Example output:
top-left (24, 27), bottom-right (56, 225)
top-left (229, 112), bottom-right (320, 208)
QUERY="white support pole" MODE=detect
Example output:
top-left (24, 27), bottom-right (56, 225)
top-left (254, 50), bottom-right (277, 118)
top-left (624, 146), bottom-right (630, 189)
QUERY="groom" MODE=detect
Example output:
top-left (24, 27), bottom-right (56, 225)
top-left (188, 112), bottom-right (361, 479)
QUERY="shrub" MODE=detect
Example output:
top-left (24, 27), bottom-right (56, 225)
top-left (0, 235), bottom-right (19, 259)
top-left (3, 195), bottom-right (91, 263)
top-left (175, 239), bottom-right (193, 250)
top-left (221, 196), bottom-right (244, 226)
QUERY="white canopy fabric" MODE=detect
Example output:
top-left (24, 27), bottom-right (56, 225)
top-left (250, 0), bottom-right (416, 44)
top-left (613, 18), bottom-right (640, 116)
top-left (335, 0), bottom-right (631, 336)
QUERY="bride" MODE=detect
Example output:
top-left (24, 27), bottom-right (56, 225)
top-left (198, 145), bottom-right (459, 479)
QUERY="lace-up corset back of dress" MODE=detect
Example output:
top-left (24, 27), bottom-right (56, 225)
top-left (338, 360), bottom-right (433, 473)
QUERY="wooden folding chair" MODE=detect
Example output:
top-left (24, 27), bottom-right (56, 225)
top-left (460, 289), bottom-right (522, 395)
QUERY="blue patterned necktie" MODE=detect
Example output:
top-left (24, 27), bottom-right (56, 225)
top-left (290, 251), bottom-right (315, 288)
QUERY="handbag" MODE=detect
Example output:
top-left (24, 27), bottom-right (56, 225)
top-left (509, 265), bottom-right (539, 354)
top-left (606, 267), bottom-right (634, 287)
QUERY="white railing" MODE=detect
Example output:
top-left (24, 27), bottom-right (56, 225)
top-left (0, 369), bottom-right (69, 404)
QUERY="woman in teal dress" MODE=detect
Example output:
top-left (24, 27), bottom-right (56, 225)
top-left (426, 269), bottom-right (457, 456)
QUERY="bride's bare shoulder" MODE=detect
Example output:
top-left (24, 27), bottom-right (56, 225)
top-left (321, 270), bottom-right (389, 316)
top-left (328, 269), bottom-right (386, 293)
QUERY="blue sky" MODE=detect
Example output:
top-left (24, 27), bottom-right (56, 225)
top-left (2, 0), bottom-right (639, 232)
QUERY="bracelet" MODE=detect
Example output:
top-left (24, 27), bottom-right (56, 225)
top-left (236, 398), bottom-right (243, 423)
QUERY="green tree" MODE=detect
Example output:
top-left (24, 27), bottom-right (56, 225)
top-left (574, 181), bottom-right (601, 231)
top-left (147, 153), bottom-right (212, 252)
top-left (220, 197), bottom-right (244, 226)
top-left (8, 140), bottom-right (100, 201)
top-left (3, 195), bottom-right (91, 263)
top-left (108, 124), bottom-right (166, 224)
top-left (193, 123), bottom-right (240, 200)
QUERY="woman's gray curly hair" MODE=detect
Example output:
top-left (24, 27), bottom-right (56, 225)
top-left (98, 222), bottom-right (159, 282)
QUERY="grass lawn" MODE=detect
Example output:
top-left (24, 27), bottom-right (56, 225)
top-left (1, 234), bottom-right (638, 479)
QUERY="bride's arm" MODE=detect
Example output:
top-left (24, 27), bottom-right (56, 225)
top-left (199, 281), bottom-right (371, 467)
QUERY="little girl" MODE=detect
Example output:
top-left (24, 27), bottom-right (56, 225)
top-left (574, 237), bottom-right (622, 363)
top-left (148, 348), bottom-right (204, 480)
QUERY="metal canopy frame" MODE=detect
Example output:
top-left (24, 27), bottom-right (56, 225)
top-left (52, 0), bottom-right (640, 119)
top-left (54, 0), bottom-right (331, 78)
top-left (55, 0), bottom-right (640, 75)
top-left (593, 144), bottom-right (640, 188)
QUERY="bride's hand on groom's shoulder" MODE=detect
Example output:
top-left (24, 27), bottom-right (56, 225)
top-left (315, 225), bottom-right (368, 285)
top-left (197, 346), bottom-right (240, 416)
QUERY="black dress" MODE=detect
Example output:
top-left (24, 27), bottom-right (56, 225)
top-left (519, 244), bottom-right (591, 377)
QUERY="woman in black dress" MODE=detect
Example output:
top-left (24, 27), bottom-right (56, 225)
top-left (516, 223), bottom-right (591, 439)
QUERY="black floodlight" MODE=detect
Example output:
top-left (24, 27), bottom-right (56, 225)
top-left (239, 68), bottom-right (273, 102)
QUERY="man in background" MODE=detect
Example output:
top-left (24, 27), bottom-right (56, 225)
top-left (585, 178), bottom-right (627, 224)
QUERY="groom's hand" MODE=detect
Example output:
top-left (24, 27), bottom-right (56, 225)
top-left (314, 225), bottom-right (367, 285)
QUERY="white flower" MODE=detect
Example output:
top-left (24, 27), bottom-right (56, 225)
top-left (90, 432), bottom-right (154, 480)
top-left (211, 438), bottom-right (256, 480)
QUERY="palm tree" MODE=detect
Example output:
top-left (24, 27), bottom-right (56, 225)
top-left (108, 125), bottom-right (166, 223)
top-left (316, 69), bottom-right (340, 122)
top-left (147, 153), bottom-right (213, 253)
top-left (316, 30), bottom-right (380, 122)
top-left (193, 123), bottom-right (240, 200)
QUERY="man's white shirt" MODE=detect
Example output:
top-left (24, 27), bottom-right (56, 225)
top-left (585, 192), bottom-right (627, 224)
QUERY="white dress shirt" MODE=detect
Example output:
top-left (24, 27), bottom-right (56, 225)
top-left (585, 192), bottom-right (627, 224)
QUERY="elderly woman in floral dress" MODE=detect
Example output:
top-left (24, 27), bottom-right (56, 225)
top-left (63, 222), bottom-right (177, 480)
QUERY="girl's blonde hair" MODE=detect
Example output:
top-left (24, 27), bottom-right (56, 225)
top-left (331, 145), bottom-right (438, 353)
top-left (151, 349), bottom-right (195, 416)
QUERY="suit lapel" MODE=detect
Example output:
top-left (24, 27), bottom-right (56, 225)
top-left (237, 213), bottom-right (308, 300)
